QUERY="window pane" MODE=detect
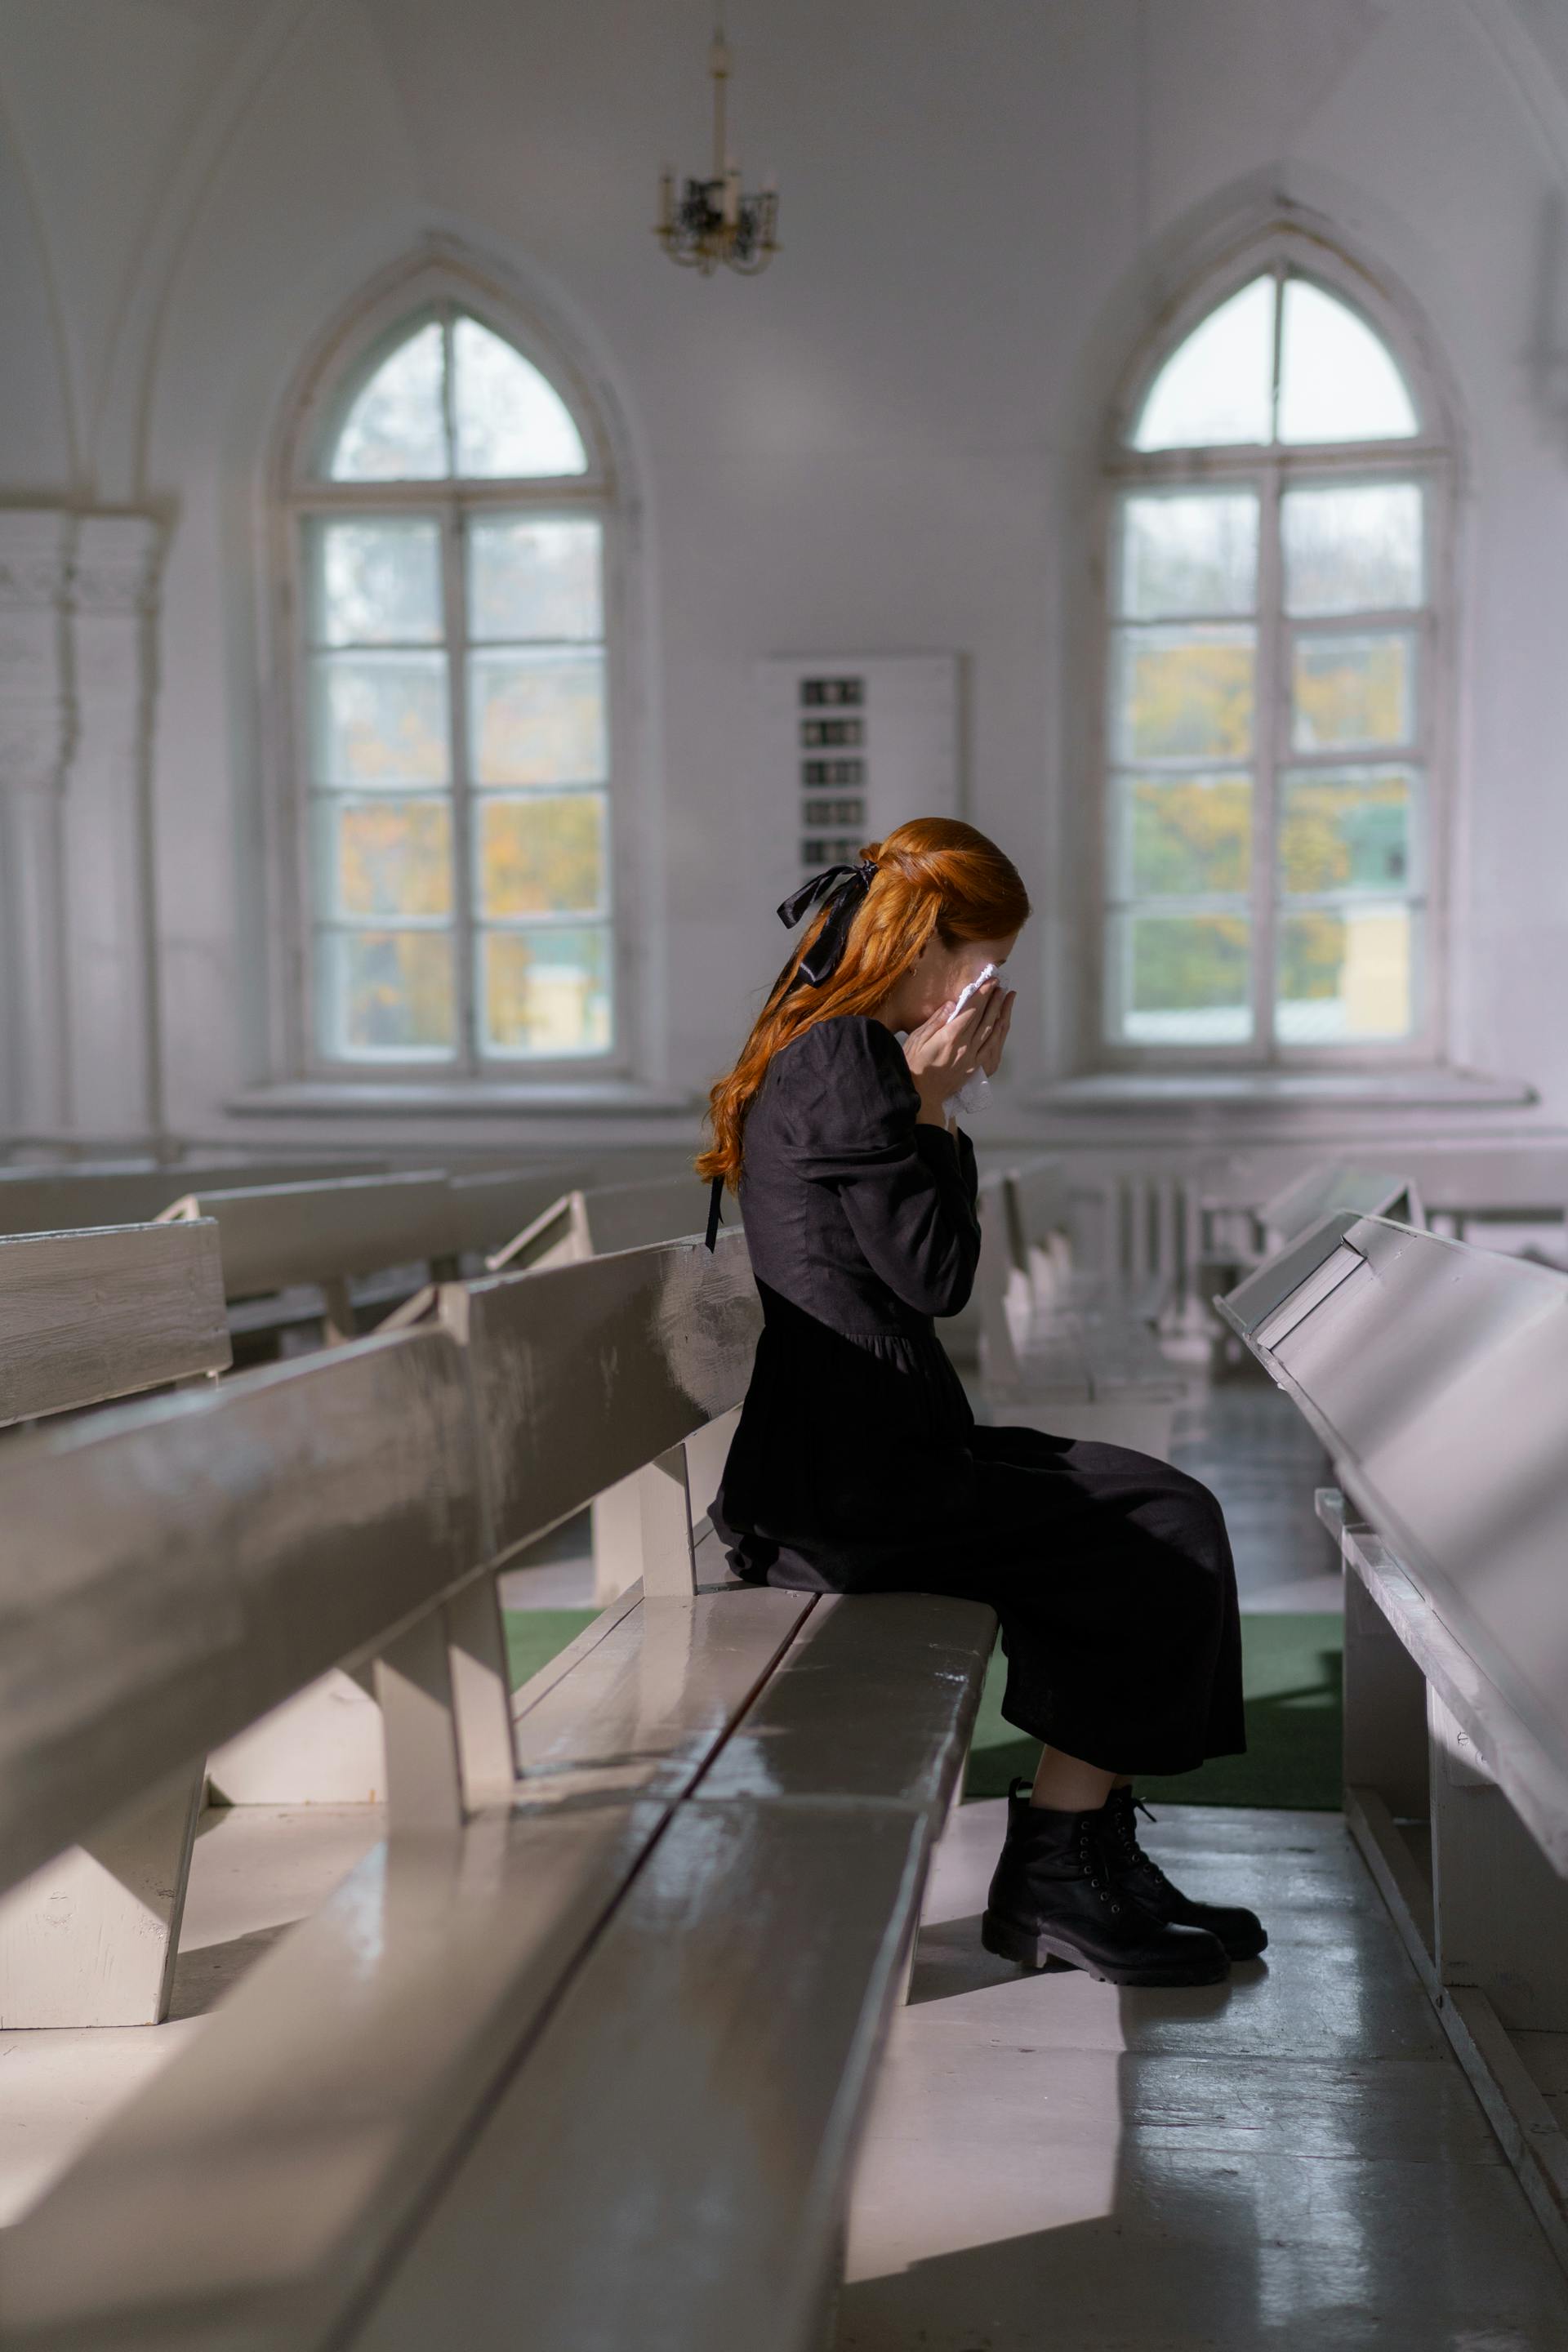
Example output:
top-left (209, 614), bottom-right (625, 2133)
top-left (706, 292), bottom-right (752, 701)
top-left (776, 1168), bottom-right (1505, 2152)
top-left (310, 652), bottom-right (449, 786)
top-left (326, 322), bottom-right (448, 482)
top-left (1130, 276), bottom-right (1274, 451)
top-left (481, 926), bottom-right (612, 1057)
top-left (1291, 630), bottom-right (1415, 752)
top-left (478, 792), bottom-right (606, 917)
top-left (1119, 493), bottom-right (1258, 619)
top-left (469, 649), bottom-right (607, 783)
top-left (308, 518), bottom-right (443, 647)
top-left (1282, 484), bottom-right (1423, 617)
top-left (319, 795), bottom-right (452, 921)
top-left (1277, 906), bottom-right (1414, 1042)
top-left (468, 517), bottom-right (603, 642)
top-left (1114, 626), bottom-right (1254, 762)
top-left (1113, 914), bottom-right (1251, 1045)
top-left (452, 316), bottom-right (588, 479)
top-left (1125, 773), bottom-right (1251, 897)
top-left (1278, 767), bottom-right (1414, 897)
top-left (1277, 280), bottom-right (1419, 443)
top-left (319, 929), bottom-right (455, 1058)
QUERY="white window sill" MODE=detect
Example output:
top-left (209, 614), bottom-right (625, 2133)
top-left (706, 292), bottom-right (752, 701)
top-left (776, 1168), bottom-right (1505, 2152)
top-left (227, 1079), bottom-right (702, 1118)
top-left (1030, 1066), bottom-right (1538, 1112)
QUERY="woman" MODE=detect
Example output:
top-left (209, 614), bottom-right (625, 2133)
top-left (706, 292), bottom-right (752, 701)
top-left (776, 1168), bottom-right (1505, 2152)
top-left (697, 817), bottom-right (1263, 1989)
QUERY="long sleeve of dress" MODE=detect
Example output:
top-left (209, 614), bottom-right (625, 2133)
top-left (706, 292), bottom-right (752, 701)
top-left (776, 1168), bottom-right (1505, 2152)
top-left (780, 1017), bottom-right (982, 1318)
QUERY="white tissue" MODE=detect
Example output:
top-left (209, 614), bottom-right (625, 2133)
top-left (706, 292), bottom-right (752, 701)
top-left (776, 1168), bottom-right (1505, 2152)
top-left (942, 962), bottom-right (999, 1121)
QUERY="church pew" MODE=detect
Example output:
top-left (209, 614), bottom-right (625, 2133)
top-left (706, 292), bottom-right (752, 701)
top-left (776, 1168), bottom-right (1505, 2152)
top-left (0, 1156), bottom-right (383, 1240)
top-left (1413, 1145), bottom-right (1568, 1250)
top-left (0, 1218), bottom-right (233, 2026)
top-left (1218, 1212), bottom-right (1568, 2272)
top-left (157, 1168), bottom-right (578, 1315)
top-left (156, 1167), bottom-right (589, 1294)
top-left (0, 1232), bottom-right (995, 2352)
top-left (486, 1169), bottom-right (718, 1271)
top-left (483, 1172), bottom-right (735, 1602)
top-left (0, 1218), bottom-right (229, 1431)
top-left (1259, 1161), bottom-right (1423, 1250)
top-left (978, 1163), bottom-right (1184, 1458)
top-left (1200, 1158), bottom-right (1423, 1307)
top-left (175, 1164), bottom-right (582, 1801)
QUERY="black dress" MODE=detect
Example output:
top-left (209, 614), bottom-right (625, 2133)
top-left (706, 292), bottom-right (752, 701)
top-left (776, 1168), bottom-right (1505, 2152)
top-left (710, 1013), bottom-right (1245, 1777)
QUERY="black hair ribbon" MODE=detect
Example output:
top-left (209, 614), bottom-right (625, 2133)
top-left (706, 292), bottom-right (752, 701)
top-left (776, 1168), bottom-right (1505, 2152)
top-left (776, 857), bottom-right (878, 988)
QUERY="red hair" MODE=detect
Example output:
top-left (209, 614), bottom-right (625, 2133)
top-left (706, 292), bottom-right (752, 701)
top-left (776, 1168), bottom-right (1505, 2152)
top-left (697, 817), bottom-right (1031, 1191)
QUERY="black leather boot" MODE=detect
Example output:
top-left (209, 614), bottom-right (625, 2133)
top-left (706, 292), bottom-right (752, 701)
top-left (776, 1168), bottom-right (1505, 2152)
top-left (1099, 1787), bottom-right (1267, 1960)
top-left (981, 1781), bottom-right (1230, 1987)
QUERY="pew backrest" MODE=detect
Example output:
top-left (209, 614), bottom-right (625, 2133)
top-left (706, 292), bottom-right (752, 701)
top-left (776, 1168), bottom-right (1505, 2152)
top-left (1411, 1145), bottom-right (1568, 1226)
top-left (1218, 1211), bottom-right (1568, 1806)
top-left (452, 1225), bottom-right (760, 1562)
top-left (1261, 1162), bottom-right (1423, 1250)
top-left (0, 1220), bottom-right (230, 1428)
top-left (158, 1169), bottom-right (578, 1297)
top-left (488, 1174), bottom-right (718, 1272)
top-left (0, 1158), bottom-right (383, 1239)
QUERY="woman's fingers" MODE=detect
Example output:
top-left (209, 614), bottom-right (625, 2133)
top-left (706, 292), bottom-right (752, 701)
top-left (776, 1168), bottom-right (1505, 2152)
top-left (976, 987), bottom-right (1016, 1076)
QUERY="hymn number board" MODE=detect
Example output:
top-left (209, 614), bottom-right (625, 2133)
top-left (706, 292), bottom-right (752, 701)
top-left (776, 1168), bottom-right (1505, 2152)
top-left (757, 654), bottom-right (961, 883)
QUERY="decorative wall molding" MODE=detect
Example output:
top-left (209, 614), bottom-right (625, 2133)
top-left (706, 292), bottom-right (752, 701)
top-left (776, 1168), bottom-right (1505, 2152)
top-left (0, 509), bottom-right (166, 1141)
top-left (74, 514), bottom-right (163, 617)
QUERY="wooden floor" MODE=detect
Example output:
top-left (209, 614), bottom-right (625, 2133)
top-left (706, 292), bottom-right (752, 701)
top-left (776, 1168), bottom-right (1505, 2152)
top-left (836, 1800), bottom-right (1568, 2351)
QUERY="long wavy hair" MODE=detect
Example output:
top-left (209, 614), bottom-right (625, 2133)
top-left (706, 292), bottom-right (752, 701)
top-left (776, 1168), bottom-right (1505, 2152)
top-left (697, 817), bottom-right (1031, 1192)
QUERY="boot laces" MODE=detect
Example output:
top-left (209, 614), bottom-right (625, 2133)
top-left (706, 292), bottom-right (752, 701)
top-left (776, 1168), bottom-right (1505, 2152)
top-left (1076, 1817), bottom-right (1123, 1915)
top-left (1111, 1795), bottom-right (1174, 1893)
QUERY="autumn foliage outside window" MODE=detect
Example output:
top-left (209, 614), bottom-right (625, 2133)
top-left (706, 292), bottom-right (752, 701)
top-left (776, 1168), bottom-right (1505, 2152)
top-left (1103, 258), bottom-right (1442, 1059)
top-left (295, 302), bottom-right (616, 1069)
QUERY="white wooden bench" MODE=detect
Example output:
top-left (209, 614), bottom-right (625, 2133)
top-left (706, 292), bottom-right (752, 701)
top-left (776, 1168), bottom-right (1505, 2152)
top-left (1200, 1159), bottom-right (1422, 1306)
top-left (1413, 1145), bottom-right (1568, 1251)
top-left (157, 1165), bottom-right (582, 1344)
top-left (483, 1173), bottom-right (737, 1602)
top-left (0, 1218), bottom-right (231, 2025)
top-left (0, 1156), bottom-right (383, 1238)
top-left (0, 1231), bottom-right (994, 2350)
top-left (978, 1161), bottom-right (1184, 1457)
top-left (486, 1169), bottom-right (717, 1272)
top-left (159, 1165), bottom-right (583, 1801)
top-left (0, 1218), bottom-right (229, 1431)
top-left (1218, 1211), bottom-right (1568, 2273)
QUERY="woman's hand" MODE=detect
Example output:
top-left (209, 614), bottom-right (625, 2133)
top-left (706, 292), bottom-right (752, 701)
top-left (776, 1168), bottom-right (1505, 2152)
top-left (902, 982), bottom-right (1013, 1125)
top-left (976, 987), bottom-right (1015, 1078)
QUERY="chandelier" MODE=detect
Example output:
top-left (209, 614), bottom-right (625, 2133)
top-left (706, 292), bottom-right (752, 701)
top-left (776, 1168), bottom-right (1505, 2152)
top-left (656, 27), bottom-right (778, 277)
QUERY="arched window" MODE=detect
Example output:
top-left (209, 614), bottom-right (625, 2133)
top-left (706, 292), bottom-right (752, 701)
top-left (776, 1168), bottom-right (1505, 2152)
top-left (1100, 248), bottom-right (1450, 1062)
top-left (287, 298), bottom-right (617, 1069)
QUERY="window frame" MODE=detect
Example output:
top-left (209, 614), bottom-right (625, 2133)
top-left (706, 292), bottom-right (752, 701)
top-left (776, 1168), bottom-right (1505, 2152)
top-left (275, 270), bottom-right (630, 1085)
top-left (1090, 234), bottom-right (1457, 1074)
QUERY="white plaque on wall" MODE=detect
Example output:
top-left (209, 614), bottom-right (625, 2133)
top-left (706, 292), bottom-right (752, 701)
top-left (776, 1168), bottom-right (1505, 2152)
top-left (755, 653), bottom-right (961, 884)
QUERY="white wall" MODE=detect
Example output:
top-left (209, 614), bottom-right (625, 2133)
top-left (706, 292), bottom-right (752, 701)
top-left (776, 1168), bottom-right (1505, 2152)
top-left (0, 0), bottom-right (1566, 1165)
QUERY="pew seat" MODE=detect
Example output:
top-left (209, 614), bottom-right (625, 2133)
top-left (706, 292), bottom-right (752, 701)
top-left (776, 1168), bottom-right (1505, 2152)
top-left (1219, 1211), bottom-right (1568, 2276)
top-left (0, 1232), bottom-right (996, 2350)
